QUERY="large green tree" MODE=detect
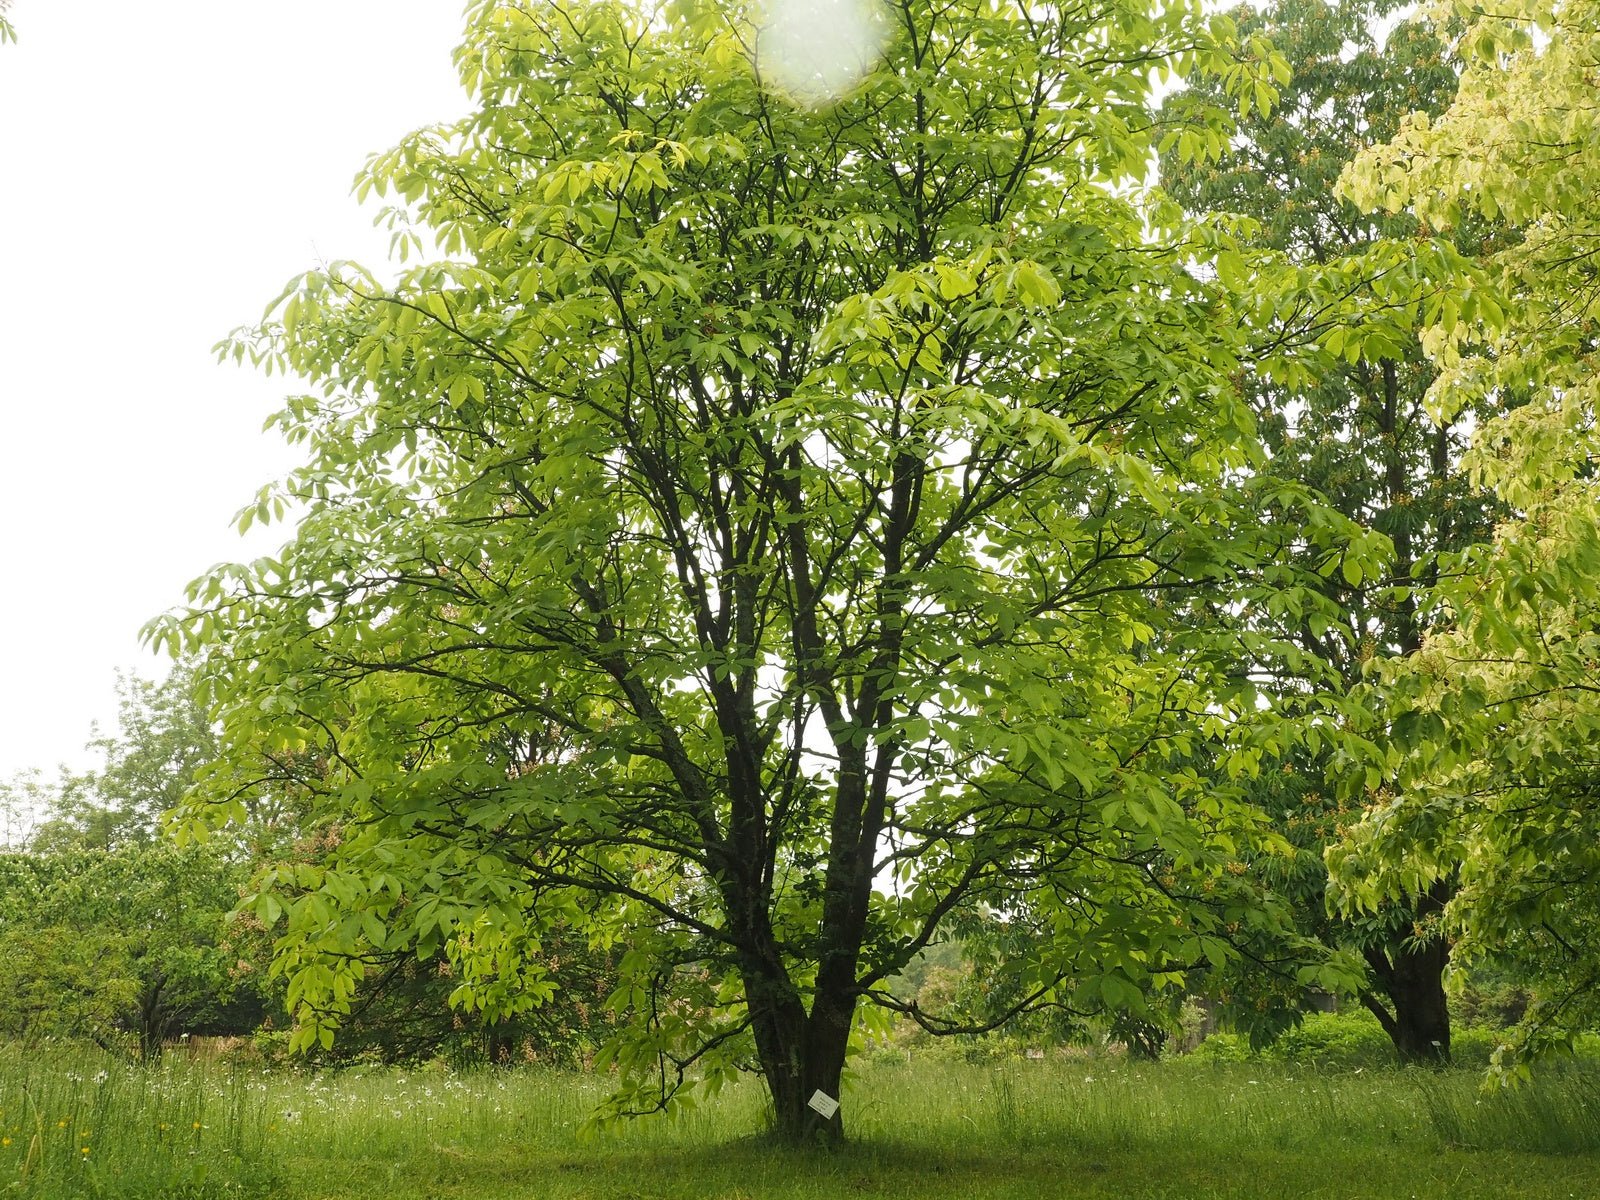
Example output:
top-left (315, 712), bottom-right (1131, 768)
top-left (1162, 0), bottom-right (1505, 1063)
top-left (158, 0), bottom-right (1356, 1142)
top-left (1331, 0), bottom-right (1600, 1070)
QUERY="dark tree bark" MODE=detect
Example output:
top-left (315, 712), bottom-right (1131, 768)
top-left (1358, 881), bottom-right (1453, 1064)
top-left (137, 973), bottom-right (171, 1061)
top-left (747, 986), bottom-right (852, 1146)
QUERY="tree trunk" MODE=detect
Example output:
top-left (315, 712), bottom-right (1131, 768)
top-left (1360, 883), bottom-right (1453, 1065)
top-left (758, 1009), bottom-right (853, 1145)
top-left (486, 1019), bottom-right (519, 1065)
top-left (1387, 956), bottom-right (1451, 1064)
top-left (743, 961), bottom-right (855, 1146)
top-left (1114, 1016), bottom-right (1169, 1062)
top-left (1362, 937), bottom-right (1451, 1064)
top-left (138, 974), bottom-right (170, 1061)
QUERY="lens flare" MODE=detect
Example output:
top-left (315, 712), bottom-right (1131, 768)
top-left (754, 0), bottom-right (888, 107)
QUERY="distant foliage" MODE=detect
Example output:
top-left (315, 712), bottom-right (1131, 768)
top-left (0, 844), bottom-right (268, 1057)
top-left (1188, 1011), bottom-right (1520, 1070)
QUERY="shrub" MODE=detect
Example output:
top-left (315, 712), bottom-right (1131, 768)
top-left (1187, 1011), bottom-right (1556, 1069)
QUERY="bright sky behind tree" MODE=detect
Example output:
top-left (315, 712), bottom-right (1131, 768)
top-left (0, 1), bottom-right (467, 778)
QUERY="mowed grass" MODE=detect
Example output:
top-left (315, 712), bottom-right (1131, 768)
top-left (4, 1045), bottom-right (1600, 1199)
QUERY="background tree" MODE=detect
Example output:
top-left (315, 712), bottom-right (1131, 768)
top-left (155, 0), bottom-right (1361, 1143)
top-left (1161, 0), bottom-right (1506, 1063)
top-left (0, 664), bottom-right (279, 1056)
top-left (29, 665), bottom-right (221, 852)
top-left (311, 927), bottom-right (621, 1067)
top-left (14, 663), bottom-right (612, 1067)
top-left (0, 769), bottom-right (53, 849)
top-left (0, 842), bottom-right (263, 1057)
top-left (1332, 0), bottom-right (1600, 1070)
top-left (0, 849), bottom-right (134, 1050)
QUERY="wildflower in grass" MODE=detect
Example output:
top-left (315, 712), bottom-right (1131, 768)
top-left (2, 1136), bottom-right (10, 1147)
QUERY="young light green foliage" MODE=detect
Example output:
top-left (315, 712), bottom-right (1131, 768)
top-left (156, 0), bottom-right (1361, 1141)
top-left (1330, 0), bottom-right (1600, 1071)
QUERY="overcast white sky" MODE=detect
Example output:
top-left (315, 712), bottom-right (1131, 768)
top-left (0, 1), bottom-right (469, 778)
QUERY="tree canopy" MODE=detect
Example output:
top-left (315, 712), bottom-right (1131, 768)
top-left (152, 0), bottom-right (1375, 1141)
top-left (1330, 0), bottom-right (1600, 1070)
top-left (1160, 0), bottom-right (1511, 1063)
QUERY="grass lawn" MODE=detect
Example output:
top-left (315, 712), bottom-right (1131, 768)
top-left (5, 1047), bottom-right (1600, 1198)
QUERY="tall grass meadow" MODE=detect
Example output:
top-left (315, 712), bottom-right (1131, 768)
top-left (4, 1030), bottom-right (1600, 1198)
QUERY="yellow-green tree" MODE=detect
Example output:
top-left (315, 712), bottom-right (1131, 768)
top-left (151, 0), bottom-right (1373, 1143)
top-left (1332, 0), bottom-right (1600, 1069)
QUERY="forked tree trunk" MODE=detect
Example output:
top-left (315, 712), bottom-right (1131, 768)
top-left (721, 724), bottom-right (879, 1146)
top-left (745, 968), bottom-right (856, 1145)
top-left (1360, 882), bottom-right (1453, 1065)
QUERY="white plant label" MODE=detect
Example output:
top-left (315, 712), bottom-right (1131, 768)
top-left (807, 1089), bottom-right (840, 1119)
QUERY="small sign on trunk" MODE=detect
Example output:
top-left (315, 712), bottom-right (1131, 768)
top-left (807, 1089), bottom-right (840, 1119)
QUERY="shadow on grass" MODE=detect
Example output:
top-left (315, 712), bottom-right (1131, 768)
top-left (387, 1136), bottom-right (1600, 1200)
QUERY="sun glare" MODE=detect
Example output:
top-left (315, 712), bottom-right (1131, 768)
top-left (753, 0), bottom-right (888, 106)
